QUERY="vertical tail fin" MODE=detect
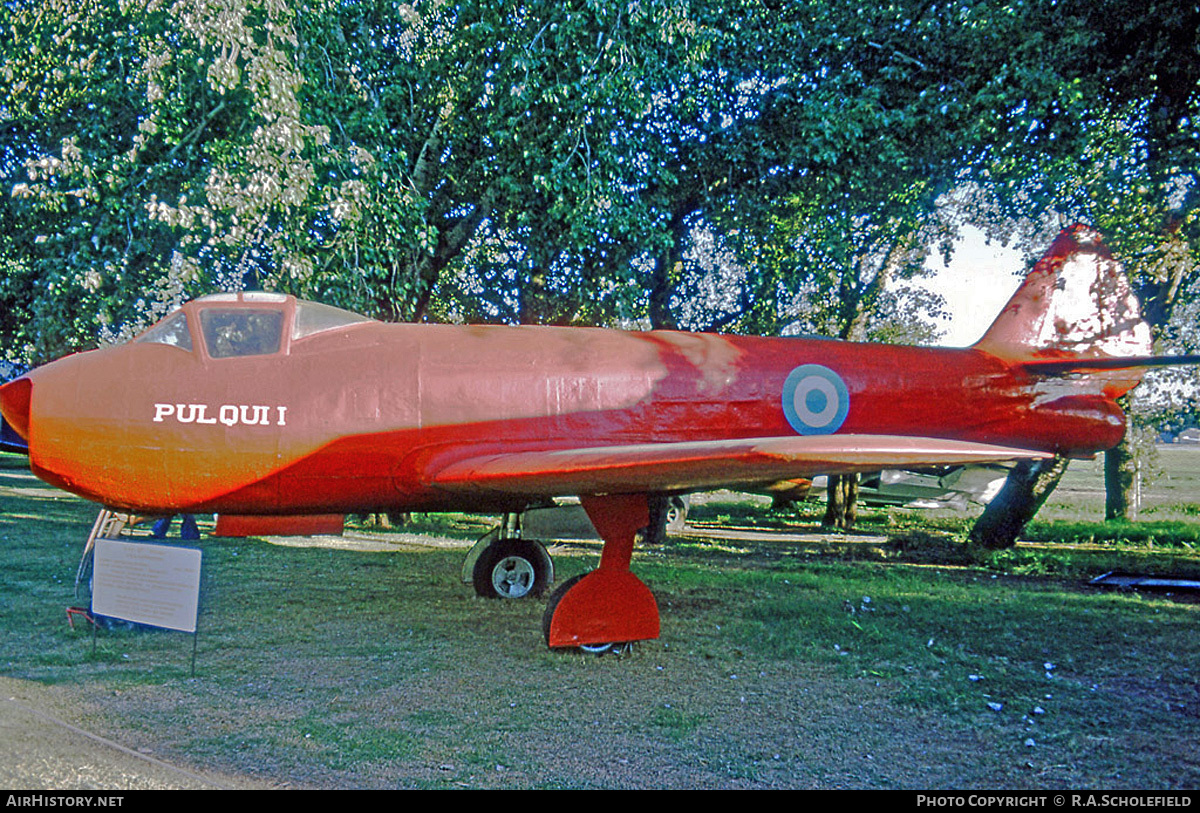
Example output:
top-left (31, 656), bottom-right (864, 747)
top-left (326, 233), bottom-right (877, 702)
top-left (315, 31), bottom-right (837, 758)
top-left (973, 225), bottom-right (1153, 364)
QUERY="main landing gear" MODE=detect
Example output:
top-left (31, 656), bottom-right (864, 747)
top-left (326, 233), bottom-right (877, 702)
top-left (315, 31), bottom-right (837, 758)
top-left (464, 514), bottom-right (554, 600)
top-left (542, 494), bottom-right (659, 651)
top-left (463, 496), bottom-right (664, 653)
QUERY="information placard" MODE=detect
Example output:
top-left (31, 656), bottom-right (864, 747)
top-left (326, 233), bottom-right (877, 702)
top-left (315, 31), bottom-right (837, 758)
top-left (92, 538), bottom-right (202, 633)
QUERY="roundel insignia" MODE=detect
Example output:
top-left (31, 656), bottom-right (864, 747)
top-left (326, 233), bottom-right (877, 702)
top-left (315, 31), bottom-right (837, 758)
top-left (782, 364), bottom-right (850, 435)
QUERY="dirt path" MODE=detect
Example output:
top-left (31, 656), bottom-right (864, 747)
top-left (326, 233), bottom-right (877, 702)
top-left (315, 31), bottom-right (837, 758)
top-left (0, 677), bottom-right (268, 790)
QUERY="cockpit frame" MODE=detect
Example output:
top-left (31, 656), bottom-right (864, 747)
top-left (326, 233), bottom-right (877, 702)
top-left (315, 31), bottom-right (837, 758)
top-left (135, 293), bottom-right (373, 362)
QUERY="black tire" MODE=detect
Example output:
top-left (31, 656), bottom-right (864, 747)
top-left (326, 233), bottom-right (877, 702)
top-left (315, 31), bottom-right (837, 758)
top-left (665, 496), bottom-right (688, 532)
top-left (541, 573), bottom-right (586, 644)
top-left (472, 538), bottom-right (552, 599)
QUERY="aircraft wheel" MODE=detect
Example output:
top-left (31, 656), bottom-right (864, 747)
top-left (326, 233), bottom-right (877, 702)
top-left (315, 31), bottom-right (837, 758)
top-left (541, 574), bottom-right (629, 655)
top-left (578, 641), bottom-right (632, 656)
top-left (473, 539), bottom-right (551, 599)
top-left (541, 573), bottom-right (585, 642)
top-left (665, 496), bottom-right (688, 532)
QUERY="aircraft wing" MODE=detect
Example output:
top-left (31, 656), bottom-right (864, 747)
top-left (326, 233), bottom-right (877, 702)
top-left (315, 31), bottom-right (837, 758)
top-left (429, 434), bottom-right (1051, 498)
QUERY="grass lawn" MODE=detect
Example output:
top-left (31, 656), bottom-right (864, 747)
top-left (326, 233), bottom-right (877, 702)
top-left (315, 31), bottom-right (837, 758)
top-left (2, 450), bottom-right (1199, 789)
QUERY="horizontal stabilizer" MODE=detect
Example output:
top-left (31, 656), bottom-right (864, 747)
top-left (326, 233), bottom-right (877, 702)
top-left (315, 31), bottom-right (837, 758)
top-left (429, 435), bottom-right (1052, 498)
top-left (1017, 354), bottom-right (1200, 375)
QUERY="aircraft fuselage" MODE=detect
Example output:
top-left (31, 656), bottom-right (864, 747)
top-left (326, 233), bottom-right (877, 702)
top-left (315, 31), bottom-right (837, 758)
top-left (8, 299), bottom-right (1125, 516)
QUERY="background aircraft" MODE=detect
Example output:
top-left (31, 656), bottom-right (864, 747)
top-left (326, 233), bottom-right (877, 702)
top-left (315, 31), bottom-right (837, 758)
top-left (0, 361), bottom-right (27, 454)
top-left (1, 225), bottom-right (1186, 650)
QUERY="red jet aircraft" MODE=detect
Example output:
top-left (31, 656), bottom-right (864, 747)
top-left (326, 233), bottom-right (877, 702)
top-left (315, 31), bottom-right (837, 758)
top-left (0, 225), bottom-right (1185, 649)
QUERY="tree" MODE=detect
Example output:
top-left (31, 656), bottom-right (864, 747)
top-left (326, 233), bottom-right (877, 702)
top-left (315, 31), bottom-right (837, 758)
top-left (962, 0), bottom-right (1200, 534)
top-left (968, 458), bottom-right (1072, 551)
top-left (293, 0), bottom-right (726, 324)
top-left (2, 0), bottom-right (335, 361)
top-left (2, 0), bottom-right (724, 356)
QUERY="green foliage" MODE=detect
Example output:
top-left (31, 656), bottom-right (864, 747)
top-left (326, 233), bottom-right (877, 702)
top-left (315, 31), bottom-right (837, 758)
top-left (293, 0), bottom-right (718, 322)
top-left (3, 0), bottom-right (1198, 364)
top-left (2, 0), bottom-right (331, 359)
top-left (1022, 519), bottom-right (1200, 550)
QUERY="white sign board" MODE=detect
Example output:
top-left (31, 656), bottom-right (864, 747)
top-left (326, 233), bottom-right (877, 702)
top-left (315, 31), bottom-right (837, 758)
top-left (93, 538), bottom-right (202, 633)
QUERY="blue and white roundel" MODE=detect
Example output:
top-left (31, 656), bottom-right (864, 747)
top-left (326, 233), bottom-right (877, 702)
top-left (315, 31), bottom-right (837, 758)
top-left (782, 364), bottom-right (849, 435)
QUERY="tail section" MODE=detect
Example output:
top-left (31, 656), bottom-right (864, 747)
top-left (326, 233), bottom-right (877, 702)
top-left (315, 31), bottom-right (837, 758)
top-left (973, 225), bottom-right (1155, 399)
top-left (974, 224), bottom-right (1153, 363)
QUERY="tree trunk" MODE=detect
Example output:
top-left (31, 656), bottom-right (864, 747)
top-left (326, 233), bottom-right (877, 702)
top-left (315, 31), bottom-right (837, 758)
top-left (648, 255), bottom-right (679, 330)
top-left (820, 238), bottom-right (912, 532)
top-left (645, 494), bottom-right (671, 545)
top-left (968, 457), bottom-right (1070, 550)
top-left (1104, 436), bottom-right (1141, 521)
top-left (647, 204), bottom-right (694, 330)
top-left (1104, 396), bottom-right (1141, 521)
top-left (822, 474), bottom-right (859, 530)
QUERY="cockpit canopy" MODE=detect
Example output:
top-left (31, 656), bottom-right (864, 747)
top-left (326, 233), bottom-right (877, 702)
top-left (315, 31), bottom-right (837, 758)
top-left (201, 308), bottom-right (283, 358)
top-left (135, 293), bottom-right (374, 359)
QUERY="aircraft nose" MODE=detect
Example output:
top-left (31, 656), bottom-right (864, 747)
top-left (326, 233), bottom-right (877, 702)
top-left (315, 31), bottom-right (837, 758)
top-left (0, 375), bottom-right (32, 447)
